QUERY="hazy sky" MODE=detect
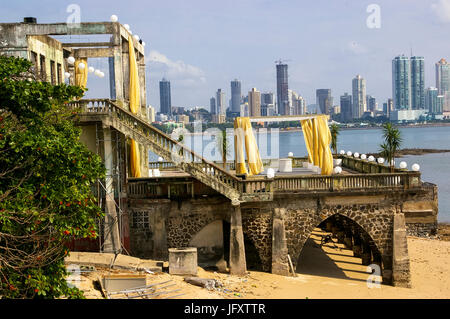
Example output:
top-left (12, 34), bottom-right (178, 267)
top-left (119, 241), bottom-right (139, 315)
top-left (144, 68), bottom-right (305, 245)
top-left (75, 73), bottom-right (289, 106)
top-left (2, 0), bottom-right (450, 111)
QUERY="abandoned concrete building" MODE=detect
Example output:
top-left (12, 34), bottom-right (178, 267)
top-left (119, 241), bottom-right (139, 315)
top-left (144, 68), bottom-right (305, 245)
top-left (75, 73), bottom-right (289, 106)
top-left (0, 18), bottom-right (439, 288)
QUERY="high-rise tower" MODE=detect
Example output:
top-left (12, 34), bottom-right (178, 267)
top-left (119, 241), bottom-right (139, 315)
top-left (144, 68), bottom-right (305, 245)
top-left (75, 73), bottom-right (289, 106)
top-left (276, 63), bottom-right (289, 115)
top-left (159, 78), bottom-right (172, 116)
top-left (352, 75), bottom-right (366, 118)
top-left (410, 56), bottom-right (425, 109)
top-left (392, 55), bottom-right (411, 110)
top-left (231, 79), bottom-right (242, 114)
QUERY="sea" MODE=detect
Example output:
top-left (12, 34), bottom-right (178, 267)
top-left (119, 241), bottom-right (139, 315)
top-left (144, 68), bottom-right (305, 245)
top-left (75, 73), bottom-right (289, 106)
top-left (150, 125), bottom-right (450, 222)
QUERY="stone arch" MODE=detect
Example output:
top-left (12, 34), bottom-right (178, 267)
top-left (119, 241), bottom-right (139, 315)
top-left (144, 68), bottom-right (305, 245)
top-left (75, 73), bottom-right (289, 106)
top-left (166, 213), bottom-right (225, 249)
top-left (285, 203), bottom-right (395, 274)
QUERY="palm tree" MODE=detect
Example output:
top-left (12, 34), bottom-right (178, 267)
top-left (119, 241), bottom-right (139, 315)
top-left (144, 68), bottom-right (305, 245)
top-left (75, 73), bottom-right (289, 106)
top-left (330, 123), bottom-right (340, 155)
top-left (379, 122), bottom-right (402, 172)
top-left (216, 129), bottom-right (230, 170)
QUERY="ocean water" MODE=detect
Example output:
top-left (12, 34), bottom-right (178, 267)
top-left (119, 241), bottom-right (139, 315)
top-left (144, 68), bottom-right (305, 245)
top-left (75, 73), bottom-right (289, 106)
top-left (150, 126), bottom-right (450, 222)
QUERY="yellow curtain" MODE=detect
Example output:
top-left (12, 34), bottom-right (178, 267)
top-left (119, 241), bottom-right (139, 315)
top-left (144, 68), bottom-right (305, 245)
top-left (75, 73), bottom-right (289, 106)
top-left (301, 119), bottom-right (313, 163)
top-left (312, 118), bottom-right (320, 166)
top-left (301, 116), bottom-right (333, 175)
top-left (75, 58), bottom-right (88, 88)
top-left (242, 117), bottom-right (263, 176)
top-left (317, 115), bottom-right (334, 175)
top-left (128, 35), bottom-right (141, 177)
top-left (234, 117), bottom-right (248, 175)
top-left (233, 117), bottom-right (263, 176)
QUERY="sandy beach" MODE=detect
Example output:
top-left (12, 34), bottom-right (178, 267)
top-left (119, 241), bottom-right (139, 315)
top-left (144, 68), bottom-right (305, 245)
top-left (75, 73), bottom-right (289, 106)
top-left (78, 227), bottom-right (450, 299)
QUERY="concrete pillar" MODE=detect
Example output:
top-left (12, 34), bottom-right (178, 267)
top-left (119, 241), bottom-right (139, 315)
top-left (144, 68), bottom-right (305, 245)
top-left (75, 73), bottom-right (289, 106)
top-left (102, 126), bottom-right (122, 254)
top-left (112, 45), bottom-right (124, 101)
top-left (229, 200), bottom-right (247, 276)
top-left (393, 213), bottom-right (412, 288)
top-left (271, 208), bottom-right (290, 276)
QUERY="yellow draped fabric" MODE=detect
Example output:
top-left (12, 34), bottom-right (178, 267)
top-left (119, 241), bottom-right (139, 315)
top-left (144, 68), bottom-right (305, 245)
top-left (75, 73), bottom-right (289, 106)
top-left (316, 116), bottom-right (334, 175)
top-left (300, 115), bottom-right (334, 175)
top-left (75, 58), bottom-right (88, 88)
top-left (301, 119), bottom-right (313, 164)
top-left (234, 117), bottom-right (264, 176)
top-left (234, 117), bottom-right (248, 175)
top-left (128, 36), bottom-right (141, 177)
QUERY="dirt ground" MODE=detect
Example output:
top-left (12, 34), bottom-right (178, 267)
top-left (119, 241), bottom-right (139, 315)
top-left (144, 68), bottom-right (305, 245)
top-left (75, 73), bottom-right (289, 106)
top-left (77, 228), bottom-right (450, 299)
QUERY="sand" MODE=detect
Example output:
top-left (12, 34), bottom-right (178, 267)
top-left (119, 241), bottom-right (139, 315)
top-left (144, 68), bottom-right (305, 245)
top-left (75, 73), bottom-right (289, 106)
top-left (77, 229), bottom-right (450, 299)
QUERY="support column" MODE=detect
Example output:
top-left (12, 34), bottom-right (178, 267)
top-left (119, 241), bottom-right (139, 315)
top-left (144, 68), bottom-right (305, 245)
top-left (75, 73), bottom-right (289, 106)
top-left (393, 213), bottom-right (412, 288)
top-left (271, 208), bottom-right (290, 276)
top-left (229, 200), bottom-right (247, 276)
top-left (102, 126), bottom-right (122, 254)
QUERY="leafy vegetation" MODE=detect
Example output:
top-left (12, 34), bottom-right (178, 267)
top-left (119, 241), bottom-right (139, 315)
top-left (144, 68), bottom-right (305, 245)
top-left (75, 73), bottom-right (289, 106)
top-left (329, 124), bottom-right (340, 155)
top-left (0, 55), bottom-right (105, 298)
top-left (379, 122), bottom-right (402, 171)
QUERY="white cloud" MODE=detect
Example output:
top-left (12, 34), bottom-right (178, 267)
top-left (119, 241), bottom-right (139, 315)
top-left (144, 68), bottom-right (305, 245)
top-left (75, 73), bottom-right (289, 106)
top-left (146, 50), bottom-right (206, 87)
top-left (431, 0), bottom-right (450, 23)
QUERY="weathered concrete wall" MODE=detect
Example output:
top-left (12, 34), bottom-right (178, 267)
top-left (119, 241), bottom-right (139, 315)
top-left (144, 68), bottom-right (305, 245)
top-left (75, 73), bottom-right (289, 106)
top-left (128, 186), bottom-right (437, 286)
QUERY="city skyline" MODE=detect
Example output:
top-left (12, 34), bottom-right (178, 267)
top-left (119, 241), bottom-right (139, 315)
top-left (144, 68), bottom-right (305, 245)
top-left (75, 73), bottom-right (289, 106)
top-left (2, 1), bottom-right (450, 111)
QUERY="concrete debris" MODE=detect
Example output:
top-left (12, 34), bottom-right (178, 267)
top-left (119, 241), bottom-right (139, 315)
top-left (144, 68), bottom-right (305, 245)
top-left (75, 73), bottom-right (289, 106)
top-left (184, 277), bottom-right (223, 290)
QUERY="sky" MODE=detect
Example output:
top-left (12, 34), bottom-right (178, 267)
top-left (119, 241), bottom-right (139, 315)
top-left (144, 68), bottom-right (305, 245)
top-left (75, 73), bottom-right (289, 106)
top-left (1, 0), bottom-right (450, 111)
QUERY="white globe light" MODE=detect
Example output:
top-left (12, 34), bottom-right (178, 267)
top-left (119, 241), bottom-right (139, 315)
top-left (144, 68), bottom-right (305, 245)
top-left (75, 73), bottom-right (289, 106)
top-left (78, 62), bottom-right (85, 70)
top-left (346, 151), bottom-right (352, 156)
top-left (142, 41), bottom-right (146, 46)
top-left (133, 34), bottom-right (140, 41)
top-left (67, 56), bottom-right (75, 65)
top-left (267, 168), bottom-right (275, 179)
top-left (158, 157), bottom-right (164, 162)
top-left (94, 69), bottom-right (102, 76)
top-left (124, 24), bottom-right (130, 30)
top-left (368, 156), bottom-right (375, 162)
top-left (412, 163), bottom-right (420, 171)
top-left (354, 152), bottom-right (360, 158)
top-left (399, 161), bottom-right (407, 169)
top-left (64, 72), bottom-right (71, 78)
top-left (110, 15), bottom-right (118, 23)
top-left (377, 157), bottom-right (385, 164)
top-left (340, 150), bottom-right (345, 155)
top-left (88, 66), bottom-right (95, 73)
top-left (288, 152), bottom-right (294, 157)
top-left (334, 166), bottom-right (342, 174)
top-left (99, 72), bottom-right (105, 78)
top-left (360, 154), bottom-right (367, 160)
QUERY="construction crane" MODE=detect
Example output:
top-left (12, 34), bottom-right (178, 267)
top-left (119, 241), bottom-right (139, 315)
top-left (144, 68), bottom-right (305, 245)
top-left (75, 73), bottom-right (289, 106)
top-left (275, 58), bottom-right (291, 65)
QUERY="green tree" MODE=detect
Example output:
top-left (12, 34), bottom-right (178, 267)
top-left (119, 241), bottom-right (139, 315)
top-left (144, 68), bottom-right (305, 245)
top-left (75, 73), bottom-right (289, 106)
top-left (379, 122), bottom-right (402, 172)
top-left (0, 55), bottom-right (105, 298)
top-left (215, 129), bottom-right (230, 169)
top-left (329, 124), bottom-right (340, 155)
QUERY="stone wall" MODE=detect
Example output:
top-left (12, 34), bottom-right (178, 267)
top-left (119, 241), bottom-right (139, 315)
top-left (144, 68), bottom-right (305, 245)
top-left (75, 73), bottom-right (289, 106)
top-left (128, 186), bottom-right (437, 287)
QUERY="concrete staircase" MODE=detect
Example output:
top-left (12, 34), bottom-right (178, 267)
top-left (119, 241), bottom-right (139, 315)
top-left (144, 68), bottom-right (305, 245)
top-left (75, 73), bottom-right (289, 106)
top-left (69, 99), bottom-right (273, 202)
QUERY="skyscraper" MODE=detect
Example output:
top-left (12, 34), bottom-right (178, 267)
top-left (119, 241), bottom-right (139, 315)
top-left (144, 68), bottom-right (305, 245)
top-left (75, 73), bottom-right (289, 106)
top-left (276, 63), bottom-right (289, 115)
top-left (316, 89), bottom-right (332, 115)
top-left (366, 95), bottom-right (377, 113)
top-left (216, 89), bottom-right (225, 115)
top-left (392, 55), bottom-right (411, 110)
top-left (210, 97), bottom-right (216, 115)
top-left (340, 93), bottom-right (352, 122)
top-left (436, 58), bottom-right (450, 112)
top-left (248, 88), bottom-right (261, 117)
top-left (231, 79), bottom-right (242, 114)
top-left (410, 56), bottom-right (425, 109)
top-left (261, 92), bottom-right (275, 116)
top-left (426, 87), bottom-right (439, 114)
top-left (352, 75), bottom-right (366, 119)
top-left (159, 78), bottom-right (172, 116)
